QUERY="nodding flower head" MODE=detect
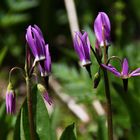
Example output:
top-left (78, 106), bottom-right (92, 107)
top-left (102, 58), bottom-right (140, 79)
top-left (26, 25), bottom-right (46, 62)
top-left (94, 12), bottom-right (111, 47)
top-left (37, 84), bottom-right (52, 105)
top-left (6, 83), bottom-right (16, 114)
top-left (39, 44), bottom-right (51, 77)
top-left (73, 31), bottom-right (91, 66)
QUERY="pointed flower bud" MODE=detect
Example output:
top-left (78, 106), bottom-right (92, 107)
top-left (6, 83), bottom-right (16, 114)
top-left (94, 12), bottom-right (111, 46)
top-left (93, 71), bottom-right (101, 88)
top-left (26, 25), bottom-right (46, 62)
top-left (37, 84), bottom-right (52, 105)
top-left (73, 31), bottom-right (91, 66)
top-left (39, 44), bottom-right (51, 77)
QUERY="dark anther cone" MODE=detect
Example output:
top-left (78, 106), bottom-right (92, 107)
top-left (123, 79), bottom-right (128, 92)
top-left (44, 76), bottom-right (49, 89)
top-left (85, 65), bottom-right (92, 79)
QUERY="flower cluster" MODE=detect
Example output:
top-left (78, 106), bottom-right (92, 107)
top-left (6, 25), bottom-right (52, 114)
top-left (25, 25), bottom-right (52, 104)
top-left (26, 25), bottom-right (51, 77)
top-left (73, 12), bottom-right (140, 90)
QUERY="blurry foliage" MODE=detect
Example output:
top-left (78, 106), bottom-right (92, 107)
top-left (1, 0), bottom-right (140, 139)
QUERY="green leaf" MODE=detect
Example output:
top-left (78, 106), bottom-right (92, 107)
top-left (33, 86), bottom-right (51, 140)
top-left (0, 102), bottom-right (8, 140)
top-left (0, 47), bottom-right (8, 66)
top-left (20, 100), bottom-right (30, 140)
top-left (13, 110), bottom-right (21, 140)
top-left (60, 123), bottom-right (77, 140)
top-left (0, 14), bottom-right (29, 27)
top-left (97, 116), bottom-right (107, 140)
top-left (7, 0), bottom-right (38, 12)
top-left (14, 85), bottom-right (52, 140)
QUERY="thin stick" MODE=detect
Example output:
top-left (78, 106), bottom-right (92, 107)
top-left (64, 0), bottom-right (80, 39)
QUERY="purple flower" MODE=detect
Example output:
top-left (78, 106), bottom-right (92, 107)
top-left (6, 90), bottom-right (16, 114)
top-left (39, 44), bottom-right (51, 77)
top-left (94, 12), bottom-right (111, 46)
top-left (26, 25), bottom-right (46, 62)
top-left (37, 84), bottom-right (52, 105)
top-left (102, 58), bottom-right (140, 79)
top-left (73, 31), bottom-right (91, 66)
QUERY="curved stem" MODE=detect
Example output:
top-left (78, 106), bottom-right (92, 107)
top-left (9, 67), bottom-right (25, 82)
top-left (107, 56), bottom-right (122, 65)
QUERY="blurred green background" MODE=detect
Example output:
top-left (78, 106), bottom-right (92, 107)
top-left (1, 0), bottom-right (140, 139)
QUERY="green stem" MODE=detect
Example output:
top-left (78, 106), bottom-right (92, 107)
top-left (102, 25), bottom-right (113, 140)
top-left (103, 69), bottom-right (113, 140)
top-left (26, 76), bottom-right (36, 140)
top-left (103, 34), bottom-right (113, 140)
top-left (25, 44), bottom-right (36, 140)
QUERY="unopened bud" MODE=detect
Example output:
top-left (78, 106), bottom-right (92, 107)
top-left (93, 72), bottom-right (101, 88)
top-left (6, 82), bottom-right (16, 114)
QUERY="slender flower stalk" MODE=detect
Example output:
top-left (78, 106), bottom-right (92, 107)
top-left (25, 43), bottom-right (36, 140)
top-left (94, 12), bottom-right (113, 140)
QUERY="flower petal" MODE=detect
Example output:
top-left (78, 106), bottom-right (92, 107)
top-left (129, 68), bottom-right (140, 77)
top-left (73, 33), bottom-right (84, 61)
top-left (26, 26), bottom-right (38, 59)
top-left (121, 58), bottom-right (129, 76)
top-left (94, 12), bottom-right (111, 46)
top-left (102, 64), bottom-right (121, 77)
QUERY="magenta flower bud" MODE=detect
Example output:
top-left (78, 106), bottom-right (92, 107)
top-left (26, 25), bottom-right (46, 62)
top-left (94, 12), bottom-right (111, 46)
top-left (73, 31), bottom-right (91, 66)
top-left (102, 58), bottom-right (140, 79)
top-left (39, 44), bottom-right (51, 77)
top-left (6, 83), bottom-right (16, 114)
top-left (37, 84), bottom-right (52, 105)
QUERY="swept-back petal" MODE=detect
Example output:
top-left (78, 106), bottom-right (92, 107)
top-left (32, 28), bottom-right (45, 59)
top-left (44, 44), bottom-right (51, 74)
top-left (26, 26), bottom-right (38, 59)
top-left (130, 68), bottom-right (140, 77)
top-left (81, 32), bottom-right (90, 60)
top-left (121, 58), bottom-right (129, 76)
top-left (73, 33), bottom-right (84, 61)
top-left (102, 64), bottom-right (121, 77)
